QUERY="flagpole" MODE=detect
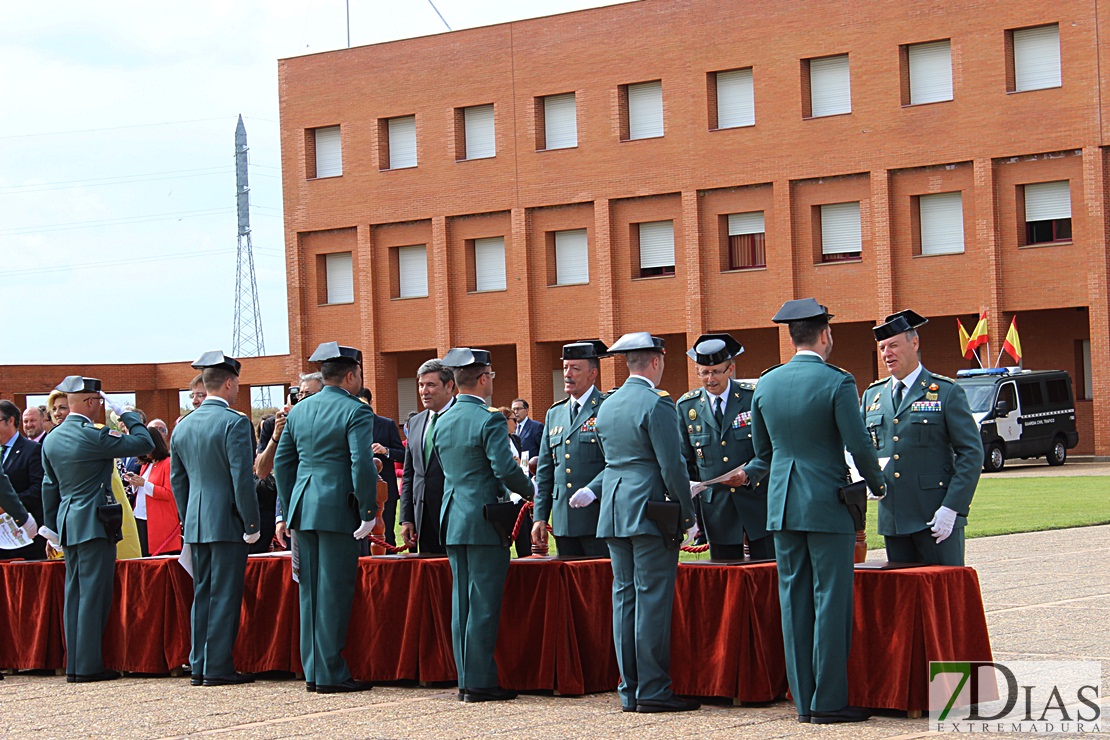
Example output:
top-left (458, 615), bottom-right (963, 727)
top-left (995, 347), bottom-right (1006, 368)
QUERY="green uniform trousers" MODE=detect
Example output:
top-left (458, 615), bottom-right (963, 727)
top-left (884, 528), bottom-right (965, 566)
top-left (446, 544), bottom-right (510, 690)
top-left (190, 541), bottom-right (248, 678)
top-left (296, 530), bottom-right (361, 687)
top-left (774, 530), bottom-right (855, 715)
top-left (607, 535), bottom-right (679, 708)
top-left (63, 538), bottom-right (116, 676)
top-left (553, 534), bottom-right (609, 558)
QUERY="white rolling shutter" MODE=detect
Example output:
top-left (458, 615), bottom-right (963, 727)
top-left (388, 116), bottom-right (417, 169)
top-left (544, 94), bottom-right (578, 150)
top-left (325, 252), bottom-right (354, 303)
top-left (727, 211), bottom-right (765, 236)
top-left (716, 69), bottom-right (755, 128)
top-left (809, 55), bottom-right (851, 117)
top-left (314, 126), bottom-right (342, 178)
top-left (919, 192), bottom-right (964, 255)
top-left (554, 229), bottom-right (589, 285)
top-left (397, 245), bottom-right (428, 298)
top-left (628, 81), bottom-right (664, 139)
top-left (464, 104), bottom-right (496, 159)
top-left (908, 40), bottom-right (953, 105)
top-left (1024, 181), bottom-right (1071, 221)
top-left (1014, 25), bottom-right (1061, 92)
top-left (553, 369), bottom-right (567, 401)
top-left (820, 203), bottom-right (862, 254)
top-left (638, 221), bottom-right (675, 270)
top-left (474, 236), bottom-right (506, 291)
top-left (397, 377), bottom-right (418, 420)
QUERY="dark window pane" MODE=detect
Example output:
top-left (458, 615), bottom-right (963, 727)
top-left (728, 233), bottom-right (766, 270)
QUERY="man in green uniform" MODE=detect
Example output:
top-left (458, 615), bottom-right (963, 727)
top-left (532, 340), bottom-right (609, 557)
top-left (677, 333), bottom-right (771, 560)
top-left (0, 469), bottom-right (37, 678)
top-left (862, 310), bottom-right (982, 565)
top-left (593, 332), bottom-right (699, 714)
top-left (436, 348), bottom-right (534, 703)
top-left (41, 376), bottom-right (153, 682)
top-left (170, 352), bottom-right (261, 687)
top-left (750, 299), bottom-right (886, 724)
top-left (274, 342), bottom-right (377, 694)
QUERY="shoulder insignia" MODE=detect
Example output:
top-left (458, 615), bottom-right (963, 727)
top-left (866, 377), bottom-right (887, 389)
top-left (825, 363), bottom-right (852, 376)
top-left (488, 406), bottom-right (501, 413)
top-left (737, 381), bottom-right (756, 391)
top-left (656, 390), bottom-right (670, 398)
top-left (678, 389), bottom-right (700, 402)
top-left (930, 373), bottom-right (956, 384)
top-left (551, 396), bottom-right (570, 407)
top-left (759, 364), bottom-right (783, 377)
top-left (108, 429), bottom-right (122, 438)
top-left (232, 408), bottom-right (249, 417)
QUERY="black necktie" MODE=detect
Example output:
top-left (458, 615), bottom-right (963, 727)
top-left (714, 397), bottom-right (725, 426)
top-left (893, 382), bottom-right (904, 409)
top-left (570, 400), bottom-right (580, 421)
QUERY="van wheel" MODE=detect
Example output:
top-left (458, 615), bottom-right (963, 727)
top-left (1047, 437), bottom-right (1067, 467)
top-left (984, 442), bottom-right (1005, 473)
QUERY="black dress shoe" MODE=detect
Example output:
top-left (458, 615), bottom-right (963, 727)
top-left (458, 689), bottom-right (467, 701)
top-left (306, 681), bottom-right (316, 693)
top-left (74, 670), bottom-right (121, 683)
top-left (202, 673), bottom-right (255, 686)
top-left (463, 686), bottom-right (517, 703)
top-left (797, 715), bottom-right (811, 723)
top-left (66, 675), bottom-right (76, 683)
top-left (621, 705), bottom-right (637, 713)
top-left (316, 678), bottom-right (372, 694)
top-left (636, 696), bottom-right (701, 713)
top-left (810, 706), bottom-right (871, 724)
top-left (191, 675), bottom-right (203, 686)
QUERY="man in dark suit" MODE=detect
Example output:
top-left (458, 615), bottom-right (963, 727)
top-left (400, 359), bottom-right (455, 555)
top-left (511, 399), bottom-right (542, 462)
top-left (359, 389), bottom-right (405, 547)
top-left (0, 401), bottom-right (46, 560)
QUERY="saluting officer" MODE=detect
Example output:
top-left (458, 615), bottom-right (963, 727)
top-left (863, 310), bottom-right (982, 566)
top-left (274, 342), bottom-right (377, 694)
top-left (532, 340), bottom-right (609, 558)
top-left (42, 376), bottom-right (154, 682)
top-left (170, 352), bottom-right (261, 687)
top-left (677, 333), bottom-right (771, 560)
top-left (436, 348), bottom-right (534, 703)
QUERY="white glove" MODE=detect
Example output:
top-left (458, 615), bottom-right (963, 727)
top-left (353, 519), bottom-right (376, 539)
top-left (866, 487), bottom-right (885, 501)
top-left (40, 526), bottom-right (60, 546)
top-left (568, 488), bottom-right (597, 508)
top-left (243, 531), bottom-right (260, 545)
top-left (22, 513), bottom-right (39, 540)
top-left (532, 479), bottom-right (540, 498)
top-left (927, 506), bottom-right (957, 543)
top-left (682, 523), bottom-right (701, 547)
top-left (509, 492), bottom-right (524, 504)
top-left (689, 481), bottom-right (705, 499)
top-left (99, 391), bottom-right (125, 417)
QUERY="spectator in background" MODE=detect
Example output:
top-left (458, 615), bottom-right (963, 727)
top-left (298, 372), bottom-right (324, 399)
top-left (510, 399), bottom-right (542, 462)
top-left (39, 405), bottom-right (54, 436)
top-left (22, 406), bottom-right (47, 443)
top-left (252, 414), bottom-right (280, 553)
top-left (358, 388), bottom-right (405, 548)
top-left (47, 390), bottom-right (69, 426)
top-left (0, 400), bottom-right (46, 560)
top-left (189, 374), bottom-right (207, 410)
top-left (126, 419), bottom-right (180, 556)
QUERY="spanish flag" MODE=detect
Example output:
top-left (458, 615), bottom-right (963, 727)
top-left (965, 311), bottom-right (989, 358)
top-left (1002, 316), bottom-right (1022, 364)
top-left (958, 318), bottom-right (971, 358)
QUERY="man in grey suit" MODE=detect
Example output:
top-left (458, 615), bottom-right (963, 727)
top-left (400, 359), bottom-right (456, 554)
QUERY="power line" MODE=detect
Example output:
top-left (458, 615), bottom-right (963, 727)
top-left (0, 247), bottom-right (234, 278)
top-left (0, 116), bottom-right (237, 140)
top-left (0, 167), bottom-right (233, 194)
top-left (0, 207), bottom-right (232, 236)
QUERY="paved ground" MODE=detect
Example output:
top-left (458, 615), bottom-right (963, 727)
top-left (985, 455), bottom-right (1110, 478)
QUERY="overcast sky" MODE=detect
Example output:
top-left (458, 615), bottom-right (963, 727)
top-left (1, 0), bottom-right (626, 367)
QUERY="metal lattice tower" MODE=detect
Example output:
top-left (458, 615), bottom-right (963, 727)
top-left (231, 114), bottom-right (271, 407)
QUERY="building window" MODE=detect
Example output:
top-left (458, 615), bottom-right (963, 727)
top-left (1024, 181), bottom-right (1071, 244)
top-left (637, 220), bottom-right (675, 277)
top-left (539, 93), bottom-right (577, 150)
top-left (622, 80), bottom-right (664, 140)
top-left (725, 212), bottom-right (766, 270)
top-left (1010, 24), bottom-right (1061, 92)
top-left (458, 104), bottom-right (496, 160)
top-left (904, 40), bottom-right (953, 105)
top-left (323, 252), bottom-right (354, 304)
top-left (382, 115), bottom-right (417, 170)
top-left (311, 126), bottom-right (342, 178)
top-left (395, 245), bottom-right (428, 298)
top-left (1077, 339), bottom-right (1092, 400)
top-left (918, 192), bottom-right (965, 255)
top-left (804, 54), bottom-right (851, 118)
top-left (553, 229), bottom-right (588, 285)
top-left (819, 202), bottom-right (862, 262)
top-left (472, 236), bottom-right (506, 291)
top-left (711, 68), bottom-right (755, 129)
top-left (397, 377), bottom-right (418, 420)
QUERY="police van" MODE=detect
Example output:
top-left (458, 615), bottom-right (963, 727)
top-left (954, 368), bottom-right (1079, 472)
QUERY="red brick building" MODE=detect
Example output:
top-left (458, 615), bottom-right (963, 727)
top-left (279, 0), bottom-right (1102, 455)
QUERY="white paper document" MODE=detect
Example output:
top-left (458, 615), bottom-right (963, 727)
top-left (689, 465), bottom-right (747, 497)
top-left (177, 543), bottom-right (193, 578)
top-left (0, 513), bottom-right (34, 550)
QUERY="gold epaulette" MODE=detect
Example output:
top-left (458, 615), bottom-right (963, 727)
top-left (678, 389), bottom-right (700, 402)
top-left (759, 364), bottom-right (783, 377)
top-left (656, 390), bottom-right (670, 398)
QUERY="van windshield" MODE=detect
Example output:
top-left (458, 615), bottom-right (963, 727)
top-left (961, 384), bottom-right (997, 413)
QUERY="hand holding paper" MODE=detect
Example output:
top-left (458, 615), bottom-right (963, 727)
top-left (40, 526), bottom-right (60, 546)
top-left (22, 513), bottom-right (38, 540)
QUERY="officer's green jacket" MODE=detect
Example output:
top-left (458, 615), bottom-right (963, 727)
top-left (274, 385), bottom-right (379, 531)
top-left (170, 399), bottom-right (260, 543)
top-left (534, 388), bottom-right (606, 537)
top-left (751, 355), bottom-right (885, 533)
top-left (596, 376), bottom-right (695, 537)
top-left (677, 379), bottom-right (770, 542)
top-left (436, 394), bottom-right (534, 546)
top-left (43, 411), bottom-right (154, 546)
top-left (861, 367), bottom-right (982, 536)
top-left (0, 470), bottom-right (29, 527)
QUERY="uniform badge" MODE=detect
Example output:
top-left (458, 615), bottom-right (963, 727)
top-left (696, 448), bottom-right (704, 459)
top-left (732, 411), bottom-right (751, 429)
top-left (926, 392), bottom-right (938, 401)
top-left (695, 425), bottom-right (702, 432)
top-left (581, 418), bottom-right (597, 433)
top-left (687, 425), bottom-right (694, 433)
top-left (928, 383), bottom-right (939, 391)
top-left (867, 400), bottom-right (881, 412)
top-left (910, 400), bottom-right (942, 412)
top-left (108, 430), bottom-right (122, 438)
top-left (688, 408), bottom-right (697, 421)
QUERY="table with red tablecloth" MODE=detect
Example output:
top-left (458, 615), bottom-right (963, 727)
top-left (0, 555), bottom-right (990, 711)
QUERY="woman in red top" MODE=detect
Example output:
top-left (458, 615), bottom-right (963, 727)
top-left (126, 420), bottom-right (181, 556)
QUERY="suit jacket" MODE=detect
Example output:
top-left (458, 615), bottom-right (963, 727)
top-left (436, 395), bottom-right (533, 546)
top-left (42, 412), bottom-right (154, 546)
top-left (170, 399), bottom-right (260, 544)
top-left (0, 470), bottom-right (29, 526)
top-left (750, 354), bottom-right (885, 534)
top-left (373, 415), bottom-right (405, 503)
top-left (142, 457), bottom-right (182, 555)
top-left (3, 434), bottom-right (44, 527)
top-left (534, 389), bottom-right (606, 537)
top-left (400, 406), bottom-right (447, 535)
top-left (515, 416), bottom-right (543, 461)
top-left (861, 366), bottom-right (982, 536)
top-left (274, 385), bottom-right (378, 533)
top-left (595, 377), bottom-right (695, 538)
top-left (677, 379), bottom-right (770, 543)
